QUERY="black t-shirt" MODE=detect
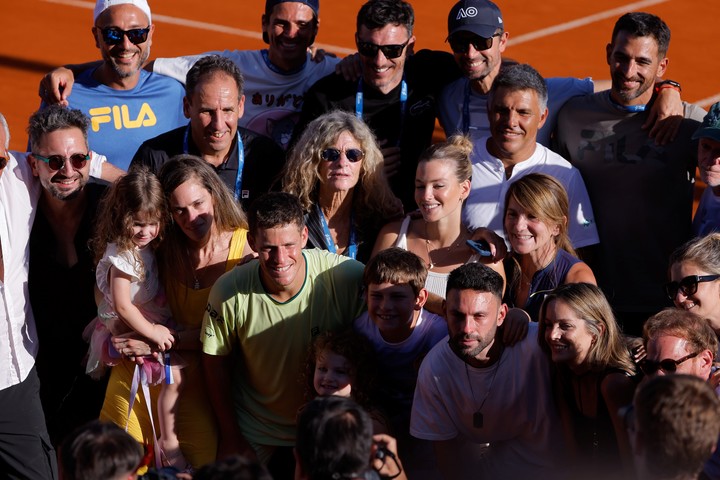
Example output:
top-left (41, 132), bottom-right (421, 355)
top-left (294, 50), bottom-right (460, 209)
top-left (131, 124), bottom-right (286, 211)
top-left (29, 181), bottom-right (109, 446)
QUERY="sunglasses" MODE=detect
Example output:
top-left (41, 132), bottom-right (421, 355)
top-left (356, 39), bottom-right (410, 59)
top-left (100, 27), bottom-right (151, 45)
top-left (640, 351), bottom-right (699, 376)
top-left (33, 153), bottom-right (90, 171)
top-left (0, 156), bottom-right (7, 170)
top-left (320, 148), bottom-right (365, 163)
top-left (665, 274), bottom-right (720, 300)
top-left (448, 33), bottom-right (501, 54)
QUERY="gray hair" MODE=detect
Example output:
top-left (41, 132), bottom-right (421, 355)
top-left (27, 105), bottom-right (89, 152)
top-left (186, 54), bottom-right (244, 98)
top-left (488, 63), bottom-right (548, 112)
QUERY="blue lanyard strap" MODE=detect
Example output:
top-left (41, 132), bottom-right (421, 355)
top-left (609, 96), bottom-right (647, 113)
top-left (183, 124), bottom-right (245, 201)
top-left (462, 79), bottom-right (471, 134)
top-left (315, 204), bottom-right (357, 260)
top-left (355, 76), bottom-right (408, 147)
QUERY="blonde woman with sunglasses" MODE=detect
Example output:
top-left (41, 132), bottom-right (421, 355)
top-left (283, 111), bottom-right (401, 263)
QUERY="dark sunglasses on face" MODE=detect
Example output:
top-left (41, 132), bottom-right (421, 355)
top-left (664, 274), bottom-right (720, 300)
top-left (356, 39), bottom-right (410, 59)
top-left (33, 153), bottom-right (90, 171)
top-left (448, 33), bottom-right (500, 54)
top-left (320, 148), bottom-right (365, 163)
top-left (100, 26), bottom-right (151, 45)
top-left (640, 351), bottom-right (699, 376)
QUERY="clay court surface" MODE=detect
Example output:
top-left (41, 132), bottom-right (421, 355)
top-left (2, 0), bottom-right (718, 152)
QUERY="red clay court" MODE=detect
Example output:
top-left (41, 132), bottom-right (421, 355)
top-left (2, 0), bottom-right (717, 152)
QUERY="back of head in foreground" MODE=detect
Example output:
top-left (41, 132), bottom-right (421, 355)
top-left (295, 396), bottom-right (378, 480)
top-left (60, 420), bottom-right (143, 480)
top-left (632, 374), bottom-right (720, 480)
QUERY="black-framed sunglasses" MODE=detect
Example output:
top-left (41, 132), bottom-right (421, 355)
top-left (100, 26), bottom-right (151, 45)
top-left (640, 351), bottom-right (699, 376)
top-left (320, 148), bottom-right (365, 163)
top-left (33, 153), bottom-right (90, 171)
top-left (665, 274), bottom-right (720, 300)
top-left (356, 38), bottom-right (410, 59)
top-left (448, 33), bottom-right (501, 54)
top-left (0, 155), bottom-right (7, 170)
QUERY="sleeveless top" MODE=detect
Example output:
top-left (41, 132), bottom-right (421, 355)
top-left (394, 215), bottom-right (479, 298)
top-left (504, 248), bottom-right (580, 321)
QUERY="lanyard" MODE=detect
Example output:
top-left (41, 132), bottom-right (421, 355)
top-left (462, 79), bottom-right (471, 134)
top-left (609, 96), bottom-right (646, 113)
top-left (183, 124), bottom-right (245, 202)
top-left (355, 76), bottom-right (408, 147)
top-left (315, 204), bottom-right (357, 260)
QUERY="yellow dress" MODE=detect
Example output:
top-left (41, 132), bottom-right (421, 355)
top-left (99, 229), bottom-right (248, 468)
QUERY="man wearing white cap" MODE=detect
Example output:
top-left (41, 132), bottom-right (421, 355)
top-left (43, 0), bottom-right (336, 152)
top-left (41, 0), bottom-right (186, 170)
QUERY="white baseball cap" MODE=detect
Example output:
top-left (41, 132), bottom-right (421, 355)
top-left (94, 0), bottom-right (152, 23)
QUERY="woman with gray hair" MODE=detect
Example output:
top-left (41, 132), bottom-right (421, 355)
top-left (283, 110), bottom-right (402, 263)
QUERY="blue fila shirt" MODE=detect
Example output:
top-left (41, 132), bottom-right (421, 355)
top-left (68, 69), bottom-right (186, 171)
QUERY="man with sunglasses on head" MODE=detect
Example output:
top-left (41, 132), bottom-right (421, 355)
top-left (294, 0), bottom-right (460, 210)
top-left (39, 0), bottom-right (186, 171)
top-left (641, 308), bottom-right (720, 480)
top-left (25, 105), bottom-right (111, 449)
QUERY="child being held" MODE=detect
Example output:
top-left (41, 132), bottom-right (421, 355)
top-left (85, 168), bottom-right (187, 471)
top-left (304, 330), bottom-right (389, 434)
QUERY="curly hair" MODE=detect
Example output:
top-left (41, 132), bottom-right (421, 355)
top-left (303, 330), bottom-right (377, 409)
top-left (91, 166), bottom-right (168, 278)
top-left (283, 110), bottom-right (401, 233)
top-left (538, 283), bottom-right (635, 375)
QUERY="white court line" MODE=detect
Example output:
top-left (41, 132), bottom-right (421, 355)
top-left (46, 0), bottom-right (670, 53)
top-left (42, 0), bottom-right (356, 54)
top-left (507, 0), bottom-right (671, 45)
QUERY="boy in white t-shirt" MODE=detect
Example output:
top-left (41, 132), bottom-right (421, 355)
top-left (354, 248), bottom-right (447, 479)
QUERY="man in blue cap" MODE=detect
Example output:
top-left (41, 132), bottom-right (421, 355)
top-left (692, 102), bottom-right (720, 236)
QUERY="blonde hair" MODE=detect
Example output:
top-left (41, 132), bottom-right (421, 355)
top-left (91, 167), bottom-right (167, 278)
top-left (283, 110), bottom-right (401, 231)
top-left (504, 173), bottom-right (575, 255)
top-left (669, 233), bottom-right (720, 275)
top-left (418, 134), bottom-right (473, 184)
top-left (538, 283), bottom-right (635, 374)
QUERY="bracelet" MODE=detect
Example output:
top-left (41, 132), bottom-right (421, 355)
top-left (654, 79), bottom-right (681, 94)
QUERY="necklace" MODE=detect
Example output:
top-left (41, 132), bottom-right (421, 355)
top-left (424, 238), bottom-right (435, 270)
top-left (188, 238), bottom-right (218, 290)
top-left (465, 358), bottom-right (501, 428)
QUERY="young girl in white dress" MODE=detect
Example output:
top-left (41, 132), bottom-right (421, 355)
top-left (86, 168), bottom-right (187, 470)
